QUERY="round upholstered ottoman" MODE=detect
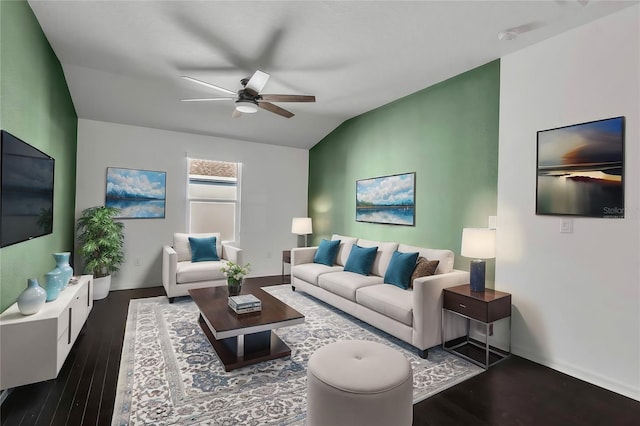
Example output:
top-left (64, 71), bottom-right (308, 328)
top-left (306, 340), bottom-right (413, 426)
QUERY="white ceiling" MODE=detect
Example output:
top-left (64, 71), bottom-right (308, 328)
top-left (28, 0), bottom-right (637, 150)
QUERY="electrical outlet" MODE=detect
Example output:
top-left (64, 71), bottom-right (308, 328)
top-left (135, 258), bottom-right (141, 266)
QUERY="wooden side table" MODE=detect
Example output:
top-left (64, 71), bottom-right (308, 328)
top-left (442, 284), bottom-right (511, 369)
top-left (282, 250), bottom-right (291, 284)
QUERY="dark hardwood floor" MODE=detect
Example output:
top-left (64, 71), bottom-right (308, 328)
top-left (2, 276), bottom-right (639, 425)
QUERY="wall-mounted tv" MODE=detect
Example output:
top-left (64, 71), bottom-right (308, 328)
top-left (1, 130), bottom-right (55, 248)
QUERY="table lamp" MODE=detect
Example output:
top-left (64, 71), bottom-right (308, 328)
top-left (291, 217), bottom-right (313, 247)
top-left (461, 228), bottom-right (496, 292)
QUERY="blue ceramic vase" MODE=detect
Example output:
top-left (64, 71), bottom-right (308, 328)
top-left (45, 269), bottom-right (64, 302)
top-left (53, 252), bottom-right (73, 290)
top-left (17, 278), bottom-right (47, 315)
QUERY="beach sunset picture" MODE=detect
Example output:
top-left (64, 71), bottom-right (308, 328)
top-left (356, 172), bottom-right (415, 225)
top-left (536, 117), bottom-right (624, 217)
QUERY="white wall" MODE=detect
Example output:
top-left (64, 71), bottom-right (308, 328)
top-left (75, 119), bottom-right (309, 290)
top-left (497, 6), bottom-right (639, 400)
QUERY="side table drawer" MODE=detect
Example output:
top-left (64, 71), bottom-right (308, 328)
top-left (443, 291), bottom-right (487, 322)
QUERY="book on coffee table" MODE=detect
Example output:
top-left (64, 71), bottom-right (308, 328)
top-left (229, 305), bottom-right (262, 314)
top-left (228, 294), bottom-right (262, 313)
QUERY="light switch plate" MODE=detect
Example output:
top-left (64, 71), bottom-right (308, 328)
top-left (488, 216), bottom-right (497, 229)
top-left (560, 218), bottom-right (573, 233)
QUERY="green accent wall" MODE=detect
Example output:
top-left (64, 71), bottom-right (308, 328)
top-left (0, 0), bottom-right (78, 312)
top-left (308, 61), bottom-right (499, 284)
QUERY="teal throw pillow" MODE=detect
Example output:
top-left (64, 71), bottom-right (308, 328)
top-left (314, 239), bottom-right (341, 266)
top-left (189, 236), bottom-right (220, 262)
top-left (384, 251), bottom-right (419, 289)
top-left (344, 244), bottom-right (378, 275)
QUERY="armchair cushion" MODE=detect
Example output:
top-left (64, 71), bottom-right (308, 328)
top-left (176, 260), bottom-right (227, 284)
top-left (174, 232), bottom-right (221, 262)
top-left (189, 236), bottom-right (220, 262)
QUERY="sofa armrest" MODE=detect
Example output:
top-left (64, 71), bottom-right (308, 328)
top-left (291, 247), bottom-right (317, 266)
top-left (221, 243), bottom-right (243, 265)
top-left (162, 245), bottom-right (178, 294)
top-left (412, 269), bottom-right (470, 350)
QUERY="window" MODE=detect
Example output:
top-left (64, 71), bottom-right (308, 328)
top-left (187, 158), bottom-right (240, 242)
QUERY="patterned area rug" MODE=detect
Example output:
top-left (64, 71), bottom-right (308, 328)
top-left (112, 285), bottom-right (482, 425)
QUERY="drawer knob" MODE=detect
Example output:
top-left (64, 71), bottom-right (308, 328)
top-left (459, 303), bottom-right (466, 308)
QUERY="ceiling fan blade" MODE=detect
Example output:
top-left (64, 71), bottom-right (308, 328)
top-left (258, 102), bottom-right (294, 118)
top-left (259, 94), bottom-right (316, 103)
top-left (180, 97), bottom-right (234, 102)
top-left (232, 109), bottom-right (242, 118)
top-left (180, 76), bottom-right (236, 96)
top-left (245, 70), bottom-right (270, 96)
top-left (509, 21), bottom-right (544, 34)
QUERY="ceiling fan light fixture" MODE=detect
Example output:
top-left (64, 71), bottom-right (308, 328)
top-left (235, 100), bottom-right (258, 113)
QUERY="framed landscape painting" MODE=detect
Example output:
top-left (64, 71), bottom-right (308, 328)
top-left (105, 167), bottom-right (167, 219)
top-left (356, 172), bottom-right (415, 226)
top-left (536, 116), bottom-right (624, 218)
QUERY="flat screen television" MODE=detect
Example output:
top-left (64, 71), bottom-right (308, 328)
top-left (1, 130), bottom-right (55, 248)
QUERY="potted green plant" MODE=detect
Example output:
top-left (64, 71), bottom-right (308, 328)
top-left (76, 206), bottom-right (125, 300)
top-left (220, 261), bottom-right (251, 296)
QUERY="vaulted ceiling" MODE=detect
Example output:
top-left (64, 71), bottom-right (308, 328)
top-left (28, 1), bottom-right (636, 149)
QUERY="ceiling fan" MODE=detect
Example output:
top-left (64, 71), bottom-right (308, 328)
top-left (180, 70), bottom-right (315, 118)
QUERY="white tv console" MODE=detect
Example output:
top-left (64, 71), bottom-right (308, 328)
top-left (0, 275), bottom-right (93, 390)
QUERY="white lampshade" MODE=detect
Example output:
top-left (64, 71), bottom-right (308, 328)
top-left (235, 100), bottom-right (258, 113)
top-left (291, 217), bottom-right (313, 235)
top-left (461, 228), bottom-right (496, 259)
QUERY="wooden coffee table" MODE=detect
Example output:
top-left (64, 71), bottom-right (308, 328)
top-left (189, 286), bottom-right (305, 371)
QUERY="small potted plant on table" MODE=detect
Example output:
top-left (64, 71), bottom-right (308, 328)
top-left (220, 261), bottom-right (251, 296)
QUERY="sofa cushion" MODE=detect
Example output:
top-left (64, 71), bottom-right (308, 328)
top-left (397, 244), bottom-right (454, 274)
top-left (174, 232), bottom-right (222, 262)
top-left (384, 251), bottom-right (419, 289)
top-left (319, 271), bottom-right (383, 301)
top-left (356, 239), bottom-right (399, 277)
top-left (332, 234), bottom-right (358, 266)
top-left (356, 284), bottom-right (413, 326)
top-left (410, 257), bottom-right (439, 287)
top-left (189, 236), bottom-right (220, 262)
top-left (344, 245), bottom-right (378, 275)
top-left (176, 260), bottom-right (226, 284)
top-left (314, 239), bottom-right (341, 266)
top-left (292, 263), bottom-right (343, 286)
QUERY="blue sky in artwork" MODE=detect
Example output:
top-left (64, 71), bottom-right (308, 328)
top-left (106, 168), bottom-right (166, 200)
top-left (357, 173), bottom-right (414, 206)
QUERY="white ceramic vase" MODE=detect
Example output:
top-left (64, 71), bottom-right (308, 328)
top-left (17, 278), bottom-right (47, 315)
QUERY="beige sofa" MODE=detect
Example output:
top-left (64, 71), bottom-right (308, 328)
top-left (162, 232), bottom-right (243, 302)
top-left (291, 234), bottom-right (467, 357)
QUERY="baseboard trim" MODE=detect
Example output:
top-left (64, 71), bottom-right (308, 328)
top-left (512, 344), bottom-right (639, 402)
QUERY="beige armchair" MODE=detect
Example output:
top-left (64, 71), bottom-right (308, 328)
top-left (162, 232), bottom-right (243, 302)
